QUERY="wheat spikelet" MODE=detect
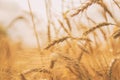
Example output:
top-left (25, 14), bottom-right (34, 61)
top-left (112, 29), bottom-right (120, 39)
top-left (49, 60), bottom-right (56, 69)
top-left (21, 68), bottom-right (53, 80)
top-left (83, 22), bottom-right (114, 36)
top-left (57, 19), bottom-right (71, 36)
top-left (63, 14), bottom-right (72, 32)
top-left (99, 28), bottom-right (107, 41)
top-left (78, 44), bottom-right (90, 54)
top-left (113, 0), bottom-right (120, 9)
top-left (69, 0), bottom-right (98, 17)
top-left (55, 53), bottom-right (83, 79)
top-left (97, 0), bottom-right (120, 26)
top-left (55, 52), bottom-right (92, 79)
top-left (45, 36), bottom-right (69, 49)
top-left (7, 16), bottom-right (28, 30)
top-left (97, 0), bottom-right (114, 19)
top-left (109, 58), bottom-right (120, 80)
top-left (45, 36), bottom-right (91, 49)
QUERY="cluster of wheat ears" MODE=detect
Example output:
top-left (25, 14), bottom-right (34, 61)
top-left (0, 0), bottom-right (120, 80)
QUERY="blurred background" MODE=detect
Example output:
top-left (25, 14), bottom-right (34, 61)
top-left (0, 0), bottom-right (120, 48)
top-left (0, 0), bottom-right (82, 48)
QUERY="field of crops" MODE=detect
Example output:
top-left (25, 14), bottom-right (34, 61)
top-left (0, 0), bottom-right (120, 80)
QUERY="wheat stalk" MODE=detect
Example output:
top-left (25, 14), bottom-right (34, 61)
top-left (45, 0), bottom-right (52, 43)
top-left (27, 0), bottom-right (41, 52)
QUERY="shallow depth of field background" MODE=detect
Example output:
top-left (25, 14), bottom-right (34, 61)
top-left (0, 0), bottom-right (120, 80)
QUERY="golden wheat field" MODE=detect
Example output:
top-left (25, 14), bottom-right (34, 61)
top-left (0, 0), bottom-right (120, 80)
